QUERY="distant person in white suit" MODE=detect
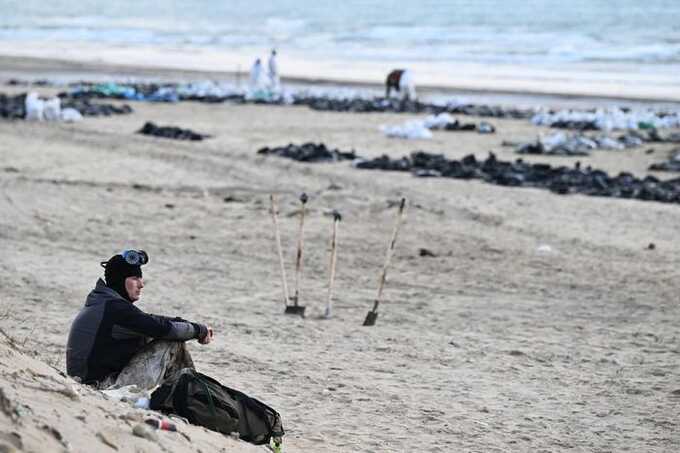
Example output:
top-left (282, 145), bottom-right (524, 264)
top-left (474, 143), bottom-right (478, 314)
top-left (249, 58), bottom-right (265, 92)
top-left (385, 69), bottom-right (417, 101)
top-left (268, 49), bottom-right (280, 92)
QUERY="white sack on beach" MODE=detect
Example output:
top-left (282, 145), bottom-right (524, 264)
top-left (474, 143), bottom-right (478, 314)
top-left (61, 108), bottom-right (83, 122)
top-left (423, 113), bottom-right (454, 130)
top-left (25, 92), bottom-right (44, 121)
top-left (537, 132), bottom-right (599, 154)
top-left (596, 135), bottom-right (625, 150)
top-left (381, 120), bottom-right (432, 139)
top-left (536, 244), bottom-right (555, 254)
top-left (176, 80), bottom-right (242, 98)
top-left (43, 97), bottom-right (62, 121)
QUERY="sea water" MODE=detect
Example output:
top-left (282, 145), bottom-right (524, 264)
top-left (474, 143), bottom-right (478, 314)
top-left (2, 0), bottom-right (679, 65)
top-left (1, 0), bottom-right (679, 100)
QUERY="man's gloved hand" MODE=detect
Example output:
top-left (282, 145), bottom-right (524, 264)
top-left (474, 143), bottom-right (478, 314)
top-left (200, 326), bottom-right (214, 345)
top-left (191, 323), bottom-right (214, 344)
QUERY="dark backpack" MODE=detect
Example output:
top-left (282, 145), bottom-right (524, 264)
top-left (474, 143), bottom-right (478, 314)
top-left (150, 368), bottom-right (284, 445)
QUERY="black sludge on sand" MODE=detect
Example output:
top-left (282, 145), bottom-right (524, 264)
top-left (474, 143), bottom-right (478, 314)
top-left (515, 130), bottom-right (680, 157)
top-left (255, 141), bottom-right (680, 204)
top-left (297, 96), bottom-right (533, 119)
top-left (60, 98), bottom-right (133, 116)
top-left (137, 122), bottom-right (210, 141)
top-left (0, 93), bottom-right (26, 119)
top-left (354, 151), bottom-right (680, 204)
top-left (649, 148), bottom-right (680, 172)
top-left (257, 142), bottom-right (357, 162)
top-left (423, 117), bottom-right (495, 133)
top-left (59, 80), bottom-right (535, 119)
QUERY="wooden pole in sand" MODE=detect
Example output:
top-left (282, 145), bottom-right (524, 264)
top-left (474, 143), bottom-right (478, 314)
top-left (324, 211), bottom-right (342, 319)
top-left (292, 193), bottom-right (308, 307)
top-left (284, 193), bottom-right (308, 316)
top-left (270, 194), bottom-right (290, 309)
top-left (363, 198), bottom-right (407, 326)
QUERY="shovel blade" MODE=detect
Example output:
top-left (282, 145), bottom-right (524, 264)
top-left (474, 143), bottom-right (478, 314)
top-left (284, 305), bottom-right (306, 317)
top-left (363, 311), bottom-right (378, 326)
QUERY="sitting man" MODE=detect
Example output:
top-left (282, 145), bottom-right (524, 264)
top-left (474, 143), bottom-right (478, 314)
top-left (385, 68), bottom-right (417, 101)
top-left (66, 250), bottom-right (213, 389)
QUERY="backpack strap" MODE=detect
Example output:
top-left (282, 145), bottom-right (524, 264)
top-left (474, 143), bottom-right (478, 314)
top-left (172, 372), bottom-right (192, 422)
top-left (195, 375), bottom-right (218, 430)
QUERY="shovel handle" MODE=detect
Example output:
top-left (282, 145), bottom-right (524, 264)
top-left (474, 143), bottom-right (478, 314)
top-left (373, 198), bottom-right (407, 314)
top-left (270, 194), bottom-right (290, 306)
top-left (325, 213), bottom-right (341, 318)
top-left (293, 193), bottom-right (307, 305)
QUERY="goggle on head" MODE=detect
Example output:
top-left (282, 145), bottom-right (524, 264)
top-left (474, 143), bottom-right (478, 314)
top-left (100, 249), bottom-right (149, 268)
top-left (120, 249), bottom-right (149, 266)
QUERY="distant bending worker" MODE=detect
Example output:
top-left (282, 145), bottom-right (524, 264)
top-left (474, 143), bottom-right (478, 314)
top-left (385, 69), bottom-right (417, 101)
top-left (66, 250), bottom-right (213, 389)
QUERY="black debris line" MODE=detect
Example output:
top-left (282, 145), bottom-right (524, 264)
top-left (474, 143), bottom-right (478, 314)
top-left (431, 118), bottom-right (496, 134)
top-left (60, 97), bottom-right (133, 116)
top-left (649, 148), bottom-right (680, 172)
top-left (60, 81), bottom-right (535, 119)
top-left (257, 142), bottom-right (358, 162)
top-left (137, 122), bottom-right (210, 141)
top-left (0, 93), bottom-right (26, 119)
top-left (353, 151), bottom-right (680, 204)
top-left (541, 118), bottom-right (678, 132)
top-left (516, 129), bottom-right (680, 157)
top-left (298, 97), bottom-right (531, 119)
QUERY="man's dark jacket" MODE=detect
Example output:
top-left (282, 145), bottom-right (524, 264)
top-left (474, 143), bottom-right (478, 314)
top-left (66, 279), bottom-right (205, 384)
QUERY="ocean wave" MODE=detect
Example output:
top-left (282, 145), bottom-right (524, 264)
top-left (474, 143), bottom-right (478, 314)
top-left (2, 1), bottom-right (680, 66)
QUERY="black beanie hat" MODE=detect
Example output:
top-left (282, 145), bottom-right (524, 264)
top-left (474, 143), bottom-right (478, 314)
top-left (102, 255), bottom-right (143, 301)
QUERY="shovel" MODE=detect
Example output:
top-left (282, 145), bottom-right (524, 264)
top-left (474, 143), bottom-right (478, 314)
top-left (285, 193), bottom-right (308, 317)
top-left (270, 194), bottom-right (292, 312)
top-left (363, 198), bottom-right (407, 326)
top-left (324, 210), bottom-right (342, 319)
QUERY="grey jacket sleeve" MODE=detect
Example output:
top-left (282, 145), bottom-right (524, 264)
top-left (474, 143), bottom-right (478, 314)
top-left (111, 320), bottom-right (200, 341)
top-left (111, 302), bottom-right (205, 341)
top-left (151, 315), bottom-right (207, 341)
top-left (161, 320), bottom-right (200, 341)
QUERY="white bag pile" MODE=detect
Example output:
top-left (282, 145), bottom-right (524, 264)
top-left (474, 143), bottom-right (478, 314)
top-left (531, 107), bottom-right (680, 131)
top-left (380, 113), bottom-right (455, 140)
top-left (24, 92), bottom-right (83, 122)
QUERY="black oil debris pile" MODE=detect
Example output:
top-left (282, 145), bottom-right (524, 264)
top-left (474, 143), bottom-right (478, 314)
top-left (649, 149), bottom-right (680, 172)
top-left (427, 117), bottom-right (495, 133)
top-left (296, 96), bottom-right (533, 118)
top-left (59, 81), bottom-right (535, 118)
top-left (59, 97), bottom-right (133, 117)
top-left (258, 142), bottom-right (358, 162)
top-left (137, 122), bottom-right (210, 141)
top-left (514, 130), bottom-right (661, 156)
top-left (65, 83), bottom-right (179, 102)
top-left (354, 151), bottom-right (680, 204)
top-left (0, 93), bottom-right (26, 119)
top-left (447, 120), bottom-right (495, 133)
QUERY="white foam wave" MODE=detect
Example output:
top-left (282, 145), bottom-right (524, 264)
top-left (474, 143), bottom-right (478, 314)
top-left (2, 0), bottom-right (680, 66)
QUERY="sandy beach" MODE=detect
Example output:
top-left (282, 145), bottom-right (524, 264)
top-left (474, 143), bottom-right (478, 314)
top-left (1, 55), bottom-right (680, 452)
